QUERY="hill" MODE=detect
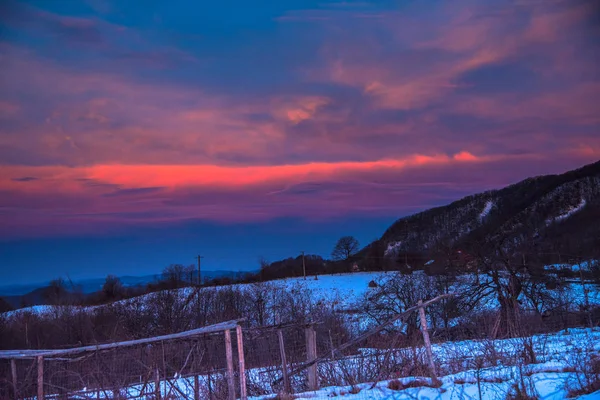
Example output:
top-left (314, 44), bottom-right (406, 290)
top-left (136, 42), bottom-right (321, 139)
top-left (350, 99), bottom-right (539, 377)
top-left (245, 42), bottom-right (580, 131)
top-left (360, 160), bottom-right (600, 270)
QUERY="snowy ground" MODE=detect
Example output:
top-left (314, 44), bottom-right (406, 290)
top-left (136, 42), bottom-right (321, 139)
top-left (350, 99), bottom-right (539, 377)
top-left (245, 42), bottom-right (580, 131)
top-left (3, 270), bottom-right (599, 320)
top-left (245, 328), bottom-right (600, 400)
top-left (249, 374), bottom-right (600, 400)
top-left (56, 327), bottom-right (600, 399)
top-left (1, 272), bottom-right (385, 317)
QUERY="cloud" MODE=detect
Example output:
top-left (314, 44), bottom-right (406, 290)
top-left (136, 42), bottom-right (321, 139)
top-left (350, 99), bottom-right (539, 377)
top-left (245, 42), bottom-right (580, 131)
top-left (0, 0), bottom-right (598, 237)
top-left (11, 176), bottom-right (38, 182)
top-left (2, 151), bottom-right (596, 239)
top-left (102, 187), bottom-right (165, 197)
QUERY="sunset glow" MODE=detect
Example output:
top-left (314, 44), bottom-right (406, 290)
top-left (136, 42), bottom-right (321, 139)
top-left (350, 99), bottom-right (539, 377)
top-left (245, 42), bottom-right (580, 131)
top-left (0, 0), bottom-right (598, 283)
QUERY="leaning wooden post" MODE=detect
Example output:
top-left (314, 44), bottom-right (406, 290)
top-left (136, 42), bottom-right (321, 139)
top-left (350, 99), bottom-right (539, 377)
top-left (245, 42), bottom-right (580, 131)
top-left (277, 329), bottom-right (291, 394)
top-left (418, 300), bottom-right (439, 384)
top-left (236, 324), bottom-right (248, 400)
top-left (305, 325), bottom-right (319, 391)
top-left (11, 359), bottom-right (18, 400)
top-left (37, 356), bottom-right (44, 400)
top-left (224, 329), bottom-right (236, 400)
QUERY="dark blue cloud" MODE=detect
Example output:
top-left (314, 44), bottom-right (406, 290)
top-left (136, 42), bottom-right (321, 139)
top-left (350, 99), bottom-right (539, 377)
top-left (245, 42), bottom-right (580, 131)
top-left (455, 62), bottom-right (540, 95)
top-left (11, 176), bottom-right (38, 182)
top-left (102, 187), bottom-right (165, 197)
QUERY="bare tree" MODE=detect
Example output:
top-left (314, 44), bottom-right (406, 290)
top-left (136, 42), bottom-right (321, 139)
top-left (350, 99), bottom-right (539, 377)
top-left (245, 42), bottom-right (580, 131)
top-left (45, 278), bottom-right (68, 305)
top-left (162, 264), bottom-right (194, 287)
top-left (362, 272), bottom-right (439, 339)
top-left (332, 236), bottom-right (360, 261)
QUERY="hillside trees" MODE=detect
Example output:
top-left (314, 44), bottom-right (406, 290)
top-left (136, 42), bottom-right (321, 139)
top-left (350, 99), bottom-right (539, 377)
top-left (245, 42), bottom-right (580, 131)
top-left (0, 297), bottom-right (12, 313)
top-left (44, 278), bottom-right (68, 305)
top-left (162, 264), bottom-right (196, 287)
top-left (102, 275), bottom-right (124, 301)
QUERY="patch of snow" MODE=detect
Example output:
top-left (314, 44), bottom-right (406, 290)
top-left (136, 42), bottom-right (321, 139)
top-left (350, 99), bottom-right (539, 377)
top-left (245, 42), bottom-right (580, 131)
top-left (546, 198), bottom-right (587, 225)
top-left (544, 260), bottom-right (598, 272)
top-left (479, 200), bottom-right (494, 221)
top-left (384, 241), bottom-right (402, 256)
top-left (577, 390), bottom-right (600, 399)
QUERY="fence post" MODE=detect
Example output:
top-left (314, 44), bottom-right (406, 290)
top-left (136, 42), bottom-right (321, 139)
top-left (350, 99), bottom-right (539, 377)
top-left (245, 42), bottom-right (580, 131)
top-left (37, 356), bottom-right (43, 400)
top-left (194, 375), bottom-right (199, 400)
top-left (154, 368), bottom-right (161, 400)
top-left (224, 329), bottom-right (236, 400)
top-left (305, 325), bottom-right (319, 391)
top-left (11, 359), bottom-right (18, 400)
top-left (418, 300), bottom-right (439, 384)
top-left (236, 325), bottom-right (248, 400)
top-left (277, 329), bottom-right (291, 394)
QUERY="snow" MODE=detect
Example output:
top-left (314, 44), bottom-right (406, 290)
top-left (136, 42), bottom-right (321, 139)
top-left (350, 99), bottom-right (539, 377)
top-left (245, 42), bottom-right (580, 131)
top-left (245, 328), bottom-right (600, 400)
top-left (577, 391), bottom-right (600, 399)
top-left (53, 327), bottom-right (600, 399)
top-left (545, 260), bottom-right (597, 272)
top-left (4, 267), bottom-right (599, 319)
top-left (385, 241), bottom-right (403, 256)
top-left (546, 199), bottom-right (587, 225)
top-left (235, 271), bottom-right (385, 309)
top-left (480, 200), bottom-right (494, 221)
top-left (1, 272), bottom-right (386, 318)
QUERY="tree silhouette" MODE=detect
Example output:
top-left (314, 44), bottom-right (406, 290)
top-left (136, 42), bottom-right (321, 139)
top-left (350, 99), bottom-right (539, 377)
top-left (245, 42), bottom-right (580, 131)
top-left (332, 236), bottom-right (360, 261)
top-left (102, 275), bottom-right (123, 300)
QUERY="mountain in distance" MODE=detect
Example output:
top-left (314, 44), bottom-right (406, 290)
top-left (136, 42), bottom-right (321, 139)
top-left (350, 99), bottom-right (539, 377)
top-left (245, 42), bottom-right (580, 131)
top-left (0, 270), bottom-right (244, 308)
top-left (362, 159), bottom-right (600, 266)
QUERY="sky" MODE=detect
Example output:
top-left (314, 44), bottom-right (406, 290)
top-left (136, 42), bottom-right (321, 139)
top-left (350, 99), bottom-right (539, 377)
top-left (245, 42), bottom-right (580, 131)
top-left (0, 0), bottom-right (599, 285)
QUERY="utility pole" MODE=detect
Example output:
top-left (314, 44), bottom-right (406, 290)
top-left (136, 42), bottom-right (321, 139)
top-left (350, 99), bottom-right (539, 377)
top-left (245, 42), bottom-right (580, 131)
top-left (196, 255), bottom-right (204, 286)
top-left (302, 251), bottom-right (306, 280)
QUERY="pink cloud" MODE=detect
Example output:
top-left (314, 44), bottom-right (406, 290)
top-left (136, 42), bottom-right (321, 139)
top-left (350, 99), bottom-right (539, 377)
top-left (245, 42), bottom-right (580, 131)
top-left (2, 151), bottom-right (596, 238)
top-left (0, 0), bottom-right (598, 238)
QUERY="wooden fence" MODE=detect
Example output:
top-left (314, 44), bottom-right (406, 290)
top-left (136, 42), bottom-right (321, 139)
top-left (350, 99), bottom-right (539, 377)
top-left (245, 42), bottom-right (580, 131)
top-left (0, 295), bottom-right (451, 399)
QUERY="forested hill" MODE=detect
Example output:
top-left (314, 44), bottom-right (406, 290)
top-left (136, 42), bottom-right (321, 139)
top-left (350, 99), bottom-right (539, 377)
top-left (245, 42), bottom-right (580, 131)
top-left (361, 160), bottom-right (600, 268)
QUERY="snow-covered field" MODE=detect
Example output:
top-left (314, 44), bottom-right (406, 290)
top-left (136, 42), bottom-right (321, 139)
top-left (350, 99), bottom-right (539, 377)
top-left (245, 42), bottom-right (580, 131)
top-left (3, 270), bottom-right (599, 319)
top-left (4, 270), bottom-right (599, 399)
top-left (2, 272), bottom-right (384, 317)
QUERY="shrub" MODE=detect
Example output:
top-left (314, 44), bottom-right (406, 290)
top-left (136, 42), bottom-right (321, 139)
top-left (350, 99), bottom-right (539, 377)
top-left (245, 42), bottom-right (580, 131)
top-left (388, 379), bottom-right (403, 390)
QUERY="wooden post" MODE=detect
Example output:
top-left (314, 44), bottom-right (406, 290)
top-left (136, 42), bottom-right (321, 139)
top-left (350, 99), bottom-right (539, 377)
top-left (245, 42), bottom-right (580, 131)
top-left (11, 359), bottom-right (18, 400)
top-left (236, 325), bottom-right (248, 400)
top-left (224, 329), bottom-right (236, 400)
top-left (277, 329), bottom-right (291, 394)
top-left (207, 369), bottom-right (213, 400)
top-left (305, 325), bottom-right (319, 391)
top-left (37, 356), bottom-right (43, 400)
top-left (154, 368), bottom-right (161, 400)
top-left (418, 300), bottom-right (438, 383)
top-left (194, 375), bottom-right (199, 400)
